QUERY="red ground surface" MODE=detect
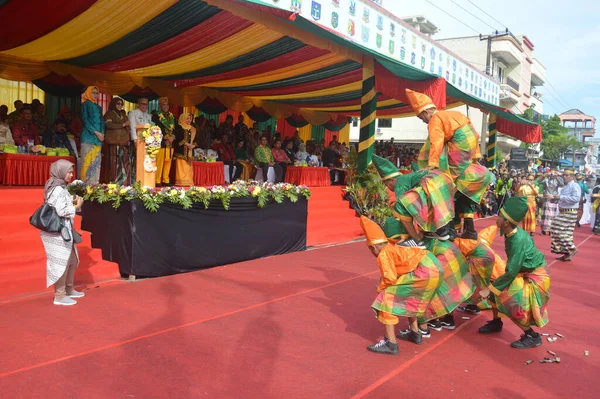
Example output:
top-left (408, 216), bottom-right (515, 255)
top-left (0, 218), bottom-right (598, 398)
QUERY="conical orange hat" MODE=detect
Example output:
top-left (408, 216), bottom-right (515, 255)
top-left (360, 216), bottom-right (388, 246)
top-left (405, 89), bottom-right (436, 114)
top-left (479, 225), bottom-right (498, 246)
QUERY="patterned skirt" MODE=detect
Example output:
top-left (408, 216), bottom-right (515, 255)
top-left (421, 242), bottom-right (475, 322)
top-left (101, 144), bottom-right (132, 186)
top-left (539, 198), bottom-right (558, 232)
top-left (521, 196), bottom-right (537, 233)
top-left (550, 210), bottom-right (578, 254)
top-left (593, 201), bottom-right (600, 234)
top-left (455, 163), bottom-right (492, 204)
top-left (397, 170), bottom-right (455, 232)
top-left (372, 252), bottom-right (443, 320)
top-left (495, 265), bottom-right (550, 328)
top-left (466, 243), bottom-right (496, 302)
top-left (80, 143), bottom-right (102, 186)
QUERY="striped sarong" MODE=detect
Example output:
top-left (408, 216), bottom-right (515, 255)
top-left (421, 240), bottom-right (475, 322)
top-left (495, 265), bottom-right (550, 328)
top-left (521, 196), bottom-right (537, 233)
top-left (372, 253), bottom-right (443, 320)
top-left (539, 198), bottom-right (558, 233)
top-left (550, 209), bottom-right (578, 254)
top-left (397, 170), bottom-right (455, 232)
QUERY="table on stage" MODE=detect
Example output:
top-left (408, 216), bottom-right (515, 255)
top-left (192, 161), bottom-right (225, 186)
top-left (284, 166), bottom-right (330, 187)
top-left (0, 153), bottom-right (77, 186)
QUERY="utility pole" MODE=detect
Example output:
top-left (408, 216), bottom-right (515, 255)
top-left (479, 29), bottom-right (511, 163)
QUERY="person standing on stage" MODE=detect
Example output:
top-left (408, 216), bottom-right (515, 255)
top-left (405, 89), bottom-right (491, 241)
top-left (152, 97), bottom-right (175, 187)
top-left (539, 170), bottom-right (562, 235)
top-left (173, 113), bottom-right (196, 186)
top-left (550, 168), bottom-right (581, 261)
top-left (478, 197), bottom-right (549, 349)
top-left (128, 97), bottom-right (152, 177)
top-left (80, 87), bottom-right (104, 185)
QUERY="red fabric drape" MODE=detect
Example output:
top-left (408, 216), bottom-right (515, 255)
top-left (93, 12), bottom-right (253, 71)
top-left (230, 69), bottom-right (362, 97)
top-left (277, 119), bottom-right (299, 140)
top-left (192, 161), bottom-right (225, 186)
top-left (374, 62), bottom-right (447, 110)
top-left (324, 130), bottom-right (335, 145)
top-left (174, 46), bottom-right (329, 87)
top-left (0, 0), bottom-right (97, 51)
top-left (0, 154), bottom-right (76, 186)
top-left (284, 166), bottom-right (330, 187)
top-left (496, 117), bottom-right (542, 143)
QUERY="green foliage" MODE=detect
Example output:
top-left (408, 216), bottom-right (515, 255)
top-left (71, 181), bottom-right (311, 212)
top-left (343, 148), bottom-right (393, 224)
top-left (539, 114), bottom-right (584, 161)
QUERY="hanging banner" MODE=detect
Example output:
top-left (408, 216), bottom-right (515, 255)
top-left (264, 0), bottom-right (500, 105)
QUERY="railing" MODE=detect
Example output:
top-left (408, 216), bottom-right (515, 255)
top-left (505, 76), bottom-right (519, 91)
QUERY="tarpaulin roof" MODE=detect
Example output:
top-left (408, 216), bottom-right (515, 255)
top-left (0, 0), bottom-right (541, 142)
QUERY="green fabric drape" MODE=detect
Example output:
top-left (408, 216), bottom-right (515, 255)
top-left (256, 117), bottom-right (277, 133)
top-left (44, 93), bottom-right (82, 123)
top-left (311, 124), bottom-right (325, 142)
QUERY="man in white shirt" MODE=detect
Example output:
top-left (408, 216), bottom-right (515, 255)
top-left (127, 98), bottom-right (152, 142)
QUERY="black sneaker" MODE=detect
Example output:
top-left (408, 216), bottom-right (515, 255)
top-left (435, 224), bottom-right (450, 241)
top-left (367, 338), bottom-right (399, 355)
top-left (427, 319), bottom-right (443, 331)
top-left (419, 326), bottom-right (431, 338)
top-left (564, 249), bottom-right (578, 261)
top-left (396, 238), bottom-right (426, 249)
top-left (457, 304), bottom-right (481, 315)
top-left (397, 329), bottom-right (424, 345)
top-left (478, 318), bottom-right (503, 334)
top-left (440, 314), bottom-right (455, 330)
top-left (460, 229), bottom-right (478, 240)
top-left (510, 333), bottom-right (542, 349)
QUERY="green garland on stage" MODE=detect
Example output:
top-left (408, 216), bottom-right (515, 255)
top-left (67, 180), bottom-right (311, 212)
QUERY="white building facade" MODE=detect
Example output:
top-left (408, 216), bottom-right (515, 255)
top-left (350, 31), bottom-right (547, 158)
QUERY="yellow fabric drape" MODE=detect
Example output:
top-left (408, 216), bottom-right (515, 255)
top-left (303, 99), bottom-right (403, 112)
top-left (337, 124), bottom-right (350, 144)
top-left (0, 54), bottom-right (50, 81)
top-left (298, 124), bottom-right (312, 142)
top-left (125, 25), bottom-right (283, 77)
top-left (248, 81), bottom-right (361, 101)
top-left (3, 0), bottom-right (177, 60)
top-left (205, 54), bottom-right (348, 88)
top-left (0, 78), bottom-right (45, 110)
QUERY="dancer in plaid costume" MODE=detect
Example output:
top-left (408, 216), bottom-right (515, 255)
top-left (372, 155), bottom-right (455, 245)
top-left (422, 238), bottom-right (475, 333)
top-left (406, 89), bottom-right (491, 240)
top-left (359, 217), bottom-right (444, 355)
top-left (454, 226), bottom-right (506, 313)
top-left (478, 197), bottom-right (550, 349)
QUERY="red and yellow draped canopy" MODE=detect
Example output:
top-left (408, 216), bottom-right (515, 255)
top-left (0, 0), bottom-right (541, 141)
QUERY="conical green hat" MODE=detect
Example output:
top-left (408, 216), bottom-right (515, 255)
top-left (500, 197), bottom-right (529, 225)
top-left (372, 155), bottom-right (400, 181)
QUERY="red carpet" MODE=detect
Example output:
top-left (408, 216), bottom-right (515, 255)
top-left (0, 186), bottom-right (362, 301)
top-left (0, 219), bottom-right (598, 398)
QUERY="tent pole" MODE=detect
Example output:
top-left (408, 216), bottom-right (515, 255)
top-left (357, 56), bottom-right (377, 173)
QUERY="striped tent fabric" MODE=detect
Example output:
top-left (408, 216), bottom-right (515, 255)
top-left (0, 0), bottom-right (542, 167)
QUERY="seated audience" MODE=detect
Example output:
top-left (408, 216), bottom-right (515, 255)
top-left (11, 106), bottom-right (40, 146)
top-left (215, 134), bottom-right (243, 182)
top-left (322, 142), bottom-right (345, 185)
top-left (272, 138), bottom-right (292, 180)
top-left (42, 119), bottom-right (76, 156)
top-left (254, 135), bottom-right (282, 183)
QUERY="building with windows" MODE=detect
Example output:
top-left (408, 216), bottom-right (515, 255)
top-left (350, 18), bottom-right (547, 158)
top-left (559, 109), bottom-right (596, 141)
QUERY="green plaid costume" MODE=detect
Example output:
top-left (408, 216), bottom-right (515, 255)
top-left (372, 252), bottom-right (443, 319)
top-left (420, 238), bottom-right (475, 322)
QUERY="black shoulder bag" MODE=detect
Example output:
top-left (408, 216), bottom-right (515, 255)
top-left (29, 188), bottom-right (64, 233)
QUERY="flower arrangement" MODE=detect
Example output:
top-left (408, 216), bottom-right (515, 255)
top-left (31, 145), bottom-right (46, 154)
top-left (140, 124), bottom-right (163, 172)
top-left (194, 152), bottom-right (217, 163)
top-left (294, 161), bottom-right (308, 167)
top-left (68, 180), bottom-right (311, 213)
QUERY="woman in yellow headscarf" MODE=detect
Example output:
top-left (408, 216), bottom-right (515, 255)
top-left (173, 113), bottom-right (196, 186)
top-left (80, 86), bottom-right (105, 185)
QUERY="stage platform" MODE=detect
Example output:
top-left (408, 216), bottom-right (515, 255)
top-left (0, 186), bottom-right (362, 303)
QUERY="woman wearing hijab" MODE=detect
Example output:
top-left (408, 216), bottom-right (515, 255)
top-left (173, 113), bottom-right (196, 186)
top-left (80, 86), bottom-right (105, 185)
top-left (41, 160), bottom-right (84, 306)
top-left (102, 97), bottom-right (131, 185)
top-left (295, 142), bottom-right (310, 163)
